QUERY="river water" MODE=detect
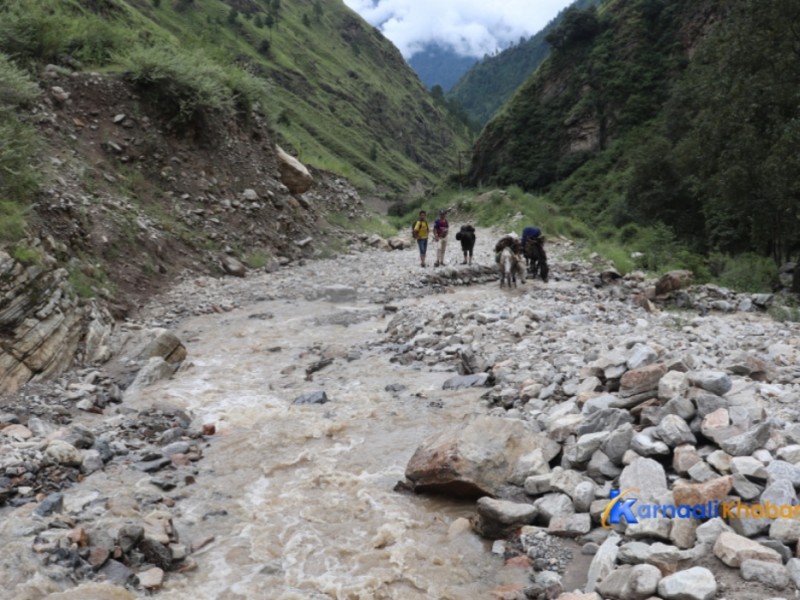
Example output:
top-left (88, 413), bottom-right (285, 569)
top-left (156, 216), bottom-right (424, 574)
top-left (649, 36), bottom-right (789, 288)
top-left (121, 287), bottom-right (529, 599)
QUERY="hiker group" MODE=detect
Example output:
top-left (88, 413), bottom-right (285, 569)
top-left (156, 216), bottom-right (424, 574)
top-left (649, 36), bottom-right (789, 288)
top-left (412, 209), bottom-right (476, 268)
top-left (411, 210), bottom-right (548, 283)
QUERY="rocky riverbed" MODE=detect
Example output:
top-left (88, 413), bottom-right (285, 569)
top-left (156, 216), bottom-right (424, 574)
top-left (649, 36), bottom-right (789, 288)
top-left (1, 228), bottom-right (799, 600)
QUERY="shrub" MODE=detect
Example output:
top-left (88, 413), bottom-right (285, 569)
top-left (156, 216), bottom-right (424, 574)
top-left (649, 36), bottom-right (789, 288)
top-left (0, 53), bottom-right (39, 106)
top-left (591, 241), bottom-right (634, 274)
top-left (0, 55), bottom-right (39, 243)
top-left (10, 244), bottom-right (40, 265)
top-left (617, 223), bottom-right (640, 244)
top-left (0, 200), bottom-right (28, 243)
top-left (0, 4), bottom-right (68, 64)
top-left (769, 305), bottom-right (800, 323)
top-left (716, 252), bottom-right (778, 293)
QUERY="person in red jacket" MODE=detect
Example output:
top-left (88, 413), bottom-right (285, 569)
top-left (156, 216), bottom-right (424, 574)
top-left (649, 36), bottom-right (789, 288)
top-left (433, 209), bottom-right (449, 267)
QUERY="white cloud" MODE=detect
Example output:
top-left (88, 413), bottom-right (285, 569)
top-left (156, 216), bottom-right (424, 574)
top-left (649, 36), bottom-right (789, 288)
top-left (343, 0), bottom-right (576, 58)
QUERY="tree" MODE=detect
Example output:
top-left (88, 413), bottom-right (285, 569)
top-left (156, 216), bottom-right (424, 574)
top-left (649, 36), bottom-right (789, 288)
top-left (674, 0), bottom-right (800, 263)
top-left (254, 14), bottom-right (263, 28)
top-left (545, 7), bottom-right (600, 49)
top-left (226, 7), bottom-right (238, 25)
top-left (302, 13), bottom-right (311, 28)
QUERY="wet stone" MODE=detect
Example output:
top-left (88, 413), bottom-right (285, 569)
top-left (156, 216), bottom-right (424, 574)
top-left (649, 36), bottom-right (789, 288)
top-left (442, 373), bottom-right (489, 390)
top-left (135, 457), bottom-right (172, 472)
top-left (35, 492), bottom-right (64, 517)
top-left (118, 525), bottom-right (144, 553)
top-left (140, 537), bottom-right (172, 570)
top-left (292, 391), bottom-right (329, 405)
top-left (98, 559), bottom-right (136, 587)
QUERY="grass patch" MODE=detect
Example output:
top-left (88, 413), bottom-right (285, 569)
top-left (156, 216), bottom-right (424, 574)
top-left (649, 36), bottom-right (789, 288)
top-left (319, 238), bottom-right (349, 258)
top-left (0, 200), bottom-right (29, 243)
top-left (769, 304), bottom-right (800, 323)
top-left (243, 252), bottom-right (269, 269)
top-left (710, 252), bottom-right (778, 293)
top-left (0, 54), bottom-right (39, 246)
top-left (588, 241), bottom-right (634, 274)
top-left (68, 262), bottom-right (111, 299)
top-left (10, 243), bottom-right (41, 265)
top-left (68, 269), bottom-right (97, 298)
top-left (118, 44), bottom-right (268, 128)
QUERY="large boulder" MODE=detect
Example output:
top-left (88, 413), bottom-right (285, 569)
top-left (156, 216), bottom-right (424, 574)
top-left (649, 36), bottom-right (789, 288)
top-left (276, 145), bottom-right (313, 194)
top-left (655, 270), bottom-right (693, 296)
top-left (405, 415), bottom-right (560, 498)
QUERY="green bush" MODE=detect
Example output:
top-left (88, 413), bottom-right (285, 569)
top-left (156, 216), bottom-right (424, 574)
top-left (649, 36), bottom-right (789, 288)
top-left (10, 244), bottom-right (41, 265)
top-left (0, 55), bottom-right (39, 244)
top-left (0, 200), bottom-right (28, 243)
top-left (769, 304), bottom-right (800, 323)
top-left (0, 4), bottom-right (69, 64)
top-left (590, 241), bottom-right (634, 274)
top-left (0, 53), bottom-right (39, 106)
top-left (716, 252), bottom-right (777, 293)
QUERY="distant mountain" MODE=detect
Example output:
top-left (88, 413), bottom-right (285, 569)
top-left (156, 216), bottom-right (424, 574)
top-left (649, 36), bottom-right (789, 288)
top-left (448, 0), bottom-right (602, 125)
top-left (407, 44), bottom-right (479, 91)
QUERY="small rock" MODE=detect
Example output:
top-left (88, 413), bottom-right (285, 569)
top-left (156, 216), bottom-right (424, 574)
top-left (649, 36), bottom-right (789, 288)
top-left (137, 566), bottom-right (165, 589)
top-left (293, 391), bottom-right (329, 405)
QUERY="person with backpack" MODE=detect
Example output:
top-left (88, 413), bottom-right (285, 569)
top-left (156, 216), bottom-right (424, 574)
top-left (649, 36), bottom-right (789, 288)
top-left (433, 209), bottom-right (449, 267)
top-left (455, 224), bottom-right (476, 265)
top-left (412, 210), bottom-right (429, 267)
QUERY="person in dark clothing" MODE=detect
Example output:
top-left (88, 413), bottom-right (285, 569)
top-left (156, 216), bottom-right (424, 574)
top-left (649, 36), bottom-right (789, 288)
top-left (455, 224), bottom-right (476, 265)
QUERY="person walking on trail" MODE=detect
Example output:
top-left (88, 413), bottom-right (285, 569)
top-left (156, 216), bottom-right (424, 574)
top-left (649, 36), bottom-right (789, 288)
top-left (433, 209), bottom-right (449, 267)
top-left (455, 224), bottom-right (476, 265)
top-left (412, 210), bottom-right (429, 267)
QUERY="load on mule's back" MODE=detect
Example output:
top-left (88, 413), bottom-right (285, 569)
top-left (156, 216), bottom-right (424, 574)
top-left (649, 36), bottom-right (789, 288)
top-left (521, 226), bottom-right (549, 283)
top-left (494, 234), bottom-right (525, 288)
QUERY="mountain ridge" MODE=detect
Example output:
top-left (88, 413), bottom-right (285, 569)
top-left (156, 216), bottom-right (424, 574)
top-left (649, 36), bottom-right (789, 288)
top-left (448, 0), bottom-right (602, 125)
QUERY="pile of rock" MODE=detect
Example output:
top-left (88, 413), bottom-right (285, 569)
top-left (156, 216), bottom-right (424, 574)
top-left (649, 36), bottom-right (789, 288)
top-left (389, 260), bottom-right (800, 597)
top-left (596, 267), bottom-right (779, 316)
top-left (31, 501), bottom-right (202, 591)
top-left (0, 392), bottom-right (210, 590)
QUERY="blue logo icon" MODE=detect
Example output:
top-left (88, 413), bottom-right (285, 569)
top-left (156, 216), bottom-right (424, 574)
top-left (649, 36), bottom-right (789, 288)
top-left (602, 488), bottom-right (639, 527)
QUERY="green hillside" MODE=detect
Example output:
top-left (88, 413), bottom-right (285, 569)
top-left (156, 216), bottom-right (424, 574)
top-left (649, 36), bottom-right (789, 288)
top-left (0, 0), bottom-right (471, 194)
top-left (447, 0), bottom-right (601, 125)
top-left (467, 0), bottom-right (800, 289)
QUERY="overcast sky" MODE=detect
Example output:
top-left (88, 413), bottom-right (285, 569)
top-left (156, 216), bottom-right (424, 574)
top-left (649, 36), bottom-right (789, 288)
top-left (343, 0), bottom-right (577, 58)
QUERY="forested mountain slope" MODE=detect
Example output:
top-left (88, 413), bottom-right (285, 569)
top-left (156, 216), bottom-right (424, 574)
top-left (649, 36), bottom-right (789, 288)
top-left (467, 0), bottom-right (799, 285)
